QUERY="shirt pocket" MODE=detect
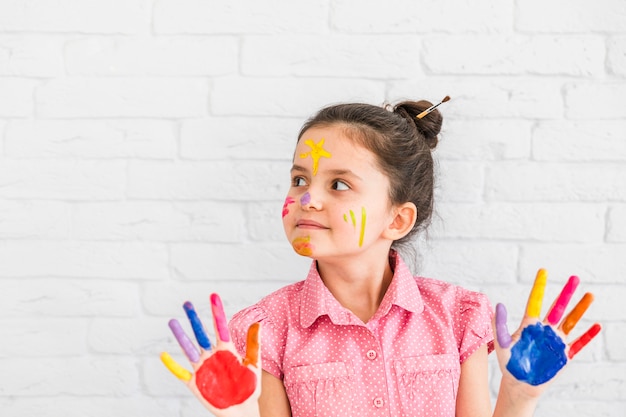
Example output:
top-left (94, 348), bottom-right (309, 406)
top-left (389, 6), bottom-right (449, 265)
top-left (393, 354), bottom-right (460, 417)
top-left (284, 361), bottom-right (354, 417)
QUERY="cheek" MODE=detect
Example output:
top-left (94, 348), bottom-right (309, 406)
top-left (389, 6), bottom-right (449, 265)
top-left (282, 196), bottom-right (295, 218)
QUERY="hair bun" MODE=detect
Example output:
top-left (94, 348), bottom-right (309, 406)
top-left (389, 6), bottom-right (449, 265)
top-left (393, 100), bottom-right (443, 149)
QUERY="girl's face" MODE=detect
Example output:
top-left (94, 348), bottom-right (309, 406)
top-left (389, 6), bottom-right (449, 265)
top-left (282, 124), bottom-right (396, 260)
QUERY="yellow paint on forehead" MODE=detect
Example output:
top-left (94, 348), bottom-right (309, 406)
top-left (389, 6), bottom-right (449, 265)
top-left (299, 138), bottom-right (331, 176)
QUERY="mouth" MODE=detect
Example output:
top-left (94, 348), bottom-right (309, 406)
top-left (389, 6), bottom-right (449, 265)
top-left (296, 219), bottom-right (328, 230)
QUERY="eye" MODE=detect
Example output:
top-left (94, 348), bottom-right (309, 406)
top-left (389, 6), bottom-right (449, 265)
top-left (332, 180), bottom-right (350, 191)
top-left (292, 176), bottom-right (307, 187)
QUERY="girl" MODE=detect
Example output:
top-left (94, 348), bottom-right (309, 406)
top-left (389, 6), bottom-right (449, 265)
top-left (161, 99), bottom-right (600, 417)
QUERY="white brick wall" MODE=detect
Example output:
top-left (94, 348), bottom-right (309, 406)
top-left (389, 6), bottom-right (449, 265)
top-left (0, 1), bottom-right (624, 416)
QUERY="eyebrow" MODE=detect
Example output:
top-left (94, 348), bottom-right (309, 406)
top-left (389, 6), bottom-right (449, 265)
top-left (290, 164), bottom-right (363, 181)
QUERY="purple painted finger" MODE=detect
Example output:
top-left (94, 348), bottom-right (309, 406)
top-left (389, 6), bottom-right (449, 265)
top-left (210, 293), bottom-right (230, 342)
top-left (546, 275), bottom-right (580, 326)
top-left (168, 319), bottom-right (200, 363)
top-left (496, 303), bottom-right (513, 349)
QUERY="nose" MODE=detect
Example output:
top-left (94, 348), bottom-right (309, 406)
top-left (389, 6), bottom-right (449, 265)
top-left (300, 192), bottom-right (321, 211)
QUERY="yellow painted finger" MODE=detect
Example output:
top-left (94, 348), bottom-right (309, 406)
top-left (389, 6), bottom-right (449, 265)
top-left (526, 269), bottom-right (548, 318)
top-left (160, 352), bottom-right (192, 382)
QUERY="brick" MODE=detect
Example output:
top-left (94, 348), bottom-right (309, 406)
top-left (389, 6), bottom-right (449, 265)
top-left (607, 205), bottom-right (626, 242)
top-left (180, 117), bottom-right (301, 161)
top-left (143, 356), bottom-right (191, 397)
top-left (170, 242), bottom-right (311, 282)
top-left (536, 400), bottom-right (624, 417)
top-left (0, 77), bottom-right (36, 117)
top-left (436, 161), bottom-right (485, 202)
top-left (439, 120), bottom-right (531, 160)
top-left (247, 201), bottom-right (287, 242)
top-left (543, 362), bottom-right (626, 400)
top-left (6, 120), bottom-right (176, 159)
top-left (0, 319), bottom-right (87, 356)
top-left (605, 322), bottom-right (626, 361)
top-left (212, 76), bottom-right (386, 117)
top-left (36, 78), bottom-right (209, 118)
top-left (516, 0), bottom-right (626, 33)
top-left (0, 35), bottom-right (64, 76)
top-left (485, 162), bottom-right (626, 201)
top-left (332, 0), bottom-right (512, 33)
top-left (0, 279), bottom-right (137, 318)
top-left (608, 37), bottom-right (626, 76)
top-left (242, 35), bottom-right (422, 78)
top-left (88, 317), bottom-right (167, 355)
top-left (0, 242), bottom-right (169, 279)
top-left (0, 200), bottom-right (70, 239)
top-left (424, 35), bottom-right (604, 76)
top-left (565, 82), bottom-right (626, 119)
top-left (388, 78), bottom-right (563, 119)
top-left (533, 121), bottom-right (626, 161)
top-left (154, 0), bottom-right (329, 34)
top-left (0, 357), bottom-right (139, 396)
top-left (66, 36), bottom-right (238, 76)
top-left (128, 160), bottom-right (290, 201)
top-left (73, 201), bottom-right (246, 242)
top-left (520, 243), bottom-right (626, 287)
top-left (0, 160), bottom-right (126, 200)
top-left (433, 202), bottom-right (605, 242)
top-left (0, 0), bottom-right (151, 34)
top-left (0, 398), bottom-right (180, 417)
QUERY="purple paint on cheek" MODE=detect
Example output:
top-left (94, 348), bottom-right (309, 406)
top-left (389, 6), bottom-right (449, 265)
top-left (300, 192), bottom-right (311, 206)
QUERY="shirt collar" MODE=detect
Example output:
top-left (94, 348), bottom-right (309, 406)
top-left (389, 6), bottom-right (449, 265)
top-left (300, 251), bottom-right (424, 328)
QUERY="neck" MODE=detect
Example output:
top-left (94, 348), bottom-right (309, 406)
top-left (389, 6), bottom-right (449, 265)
top-left (316, 248), bottom-right (395, 323)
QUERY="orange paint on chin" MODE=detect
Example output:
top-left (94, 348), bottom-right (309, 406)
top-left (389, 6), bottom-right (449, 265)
top-left (292, 236), bottom-right (313, 256)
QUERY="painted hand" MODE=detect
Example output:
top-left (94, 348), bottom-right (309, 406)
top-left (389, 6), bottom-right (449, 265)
top-left (160, 294), bottom-right (261, 417)
top-left (495, 269), bottom-right (601, 388)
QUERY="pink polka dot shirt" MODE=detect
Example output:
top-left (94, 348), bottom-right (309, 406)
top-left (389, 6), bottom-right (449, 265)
top-left (230, 251), bottom-right (494, 417)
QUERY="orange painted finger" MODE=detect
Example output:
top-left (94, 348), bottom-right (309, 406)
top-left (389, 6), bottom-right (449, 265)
top-left (243, 322), bottom-right (260, 368)
top-left (560, 293), bottom-right (594, 335)
top-left (568, 323), bottom-right (601, 359)
top-left (526, 269), bottom-right (548, 318)
top-left (160, 352), bottom-right (192, 382)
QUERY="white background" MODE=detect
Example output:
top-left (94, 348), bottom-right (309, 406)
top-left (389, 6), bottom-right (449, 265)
top-left (0, 0), bottom-right (625, 416)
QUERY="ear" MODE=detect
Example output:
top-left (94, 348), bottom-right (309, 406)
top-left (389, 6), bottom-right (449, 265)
top-left (383, 202), bottom-right (417, 241)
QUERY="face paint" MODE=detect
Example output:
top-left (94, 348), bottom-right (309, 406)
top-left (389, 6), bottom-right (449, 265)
top-left (495, 303), bottom-right (512, 349)
top-left (526, 269), bottom-right (548, 318)
top-left (299, 138), bottom-right (331, 176)
top-left (546, 275), bottom-right (579, 325)
top-left (168, 319), bottom-right (200, 363)
top-left (349, 210), bottom-right (356, 229)
top-left (184, 301), bottom-right (211, 350)
top-left (358, 207), bottom-right (366, 247)
top-left (292, 236), bottom-right (313, 256)
top-left (568, 323), bottom-right (601, 359)
top-left (195, 350), bottom-right (257, 409)
top-left (160, 351), bottom-right (192, 382)
top-left (282, 196), bottom-right (295, 218)
top-left (210, 293), bottom-right (230, 343)
top-left (561, 292), bottom-right (594, 335)
top-left (506, 322), bottom-right (567, 386)
top-left (300, 192), bottom-right (311, 206)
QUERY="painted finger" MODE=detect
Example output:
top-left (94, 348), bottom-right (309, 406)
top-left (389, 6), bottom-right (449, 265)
top-left (568, 323), bottom-right (601, 359)
top-left (210, 293), bottom-right (231, 343)
top-left (183, 301), bottom-right (212, 350)
top-left (243, 322), bottom-right (260, 368)
top-left (495, 303), bottom-right (513, 349)
top-left (160, 352), bottom-right (192, 382)
top-left (560, 293), bottom-right (594, 335)
top-left (168, 319), bottom-right (200, 363)
top-left (546, 275), bottom-right (580, 325)
top-left (526, 269), bottom-right (548, 318)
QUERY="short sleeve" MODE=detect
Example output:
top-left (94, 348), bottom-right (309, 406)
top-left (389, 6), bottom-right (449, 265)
top-left (229, 305), bottom-right (283, 379)
top-left (456, 288), bottom-right (494, 363)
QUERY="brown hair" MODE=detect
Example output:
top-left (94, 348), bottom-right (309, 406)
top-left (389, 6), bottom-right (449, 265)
top-left (297, 100), bottom-right (443, 247)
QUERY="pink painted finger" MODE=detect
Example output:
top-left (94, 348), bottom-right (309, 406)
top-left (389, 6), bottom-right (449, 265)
top-left (168, 319), bottom-right (200, 363)
top-left (210, 293), bottom-right (230, 343)
top-left (495, 303), bottom-right (513, 349)
top-left (546, 275), bottom-right (580, 325)
top-left (568, 323), bottom-right (601, 359)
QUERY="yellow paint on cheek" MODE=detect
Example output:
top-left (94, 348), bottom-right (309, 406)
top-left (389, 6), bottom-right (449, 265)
top-left (349, 210), bottom-right (356, 229)
top-left (359, 207), bottom-right (367, 247)
top-left (292, 236), bottom-right (313, 256)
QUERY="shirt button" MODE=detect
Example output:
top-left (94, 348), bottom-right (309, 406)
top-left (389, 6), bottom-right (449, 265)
top-left (373, 397), bottom-right (384, 408)
top-left (366, 349), bottom-right (377, 360)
